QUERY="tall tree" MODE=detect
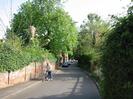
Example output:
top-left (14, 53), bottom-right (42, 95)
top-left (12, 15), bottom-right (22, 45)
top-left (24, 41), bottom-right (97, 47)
top-left (8, 0), bottom-right (78, 56)
top-left (48, 9), bottom-right (78, 55)
top-left (79, 13), bottom-right (109, 55)
top-left (77, 13), bottom-right (110, 72)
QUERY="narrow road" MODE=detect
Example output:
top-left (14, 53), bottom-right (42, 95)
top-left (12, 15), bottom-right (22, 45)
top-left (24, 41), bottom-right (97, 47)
top-left (6, 62), bottom-right (101, 99)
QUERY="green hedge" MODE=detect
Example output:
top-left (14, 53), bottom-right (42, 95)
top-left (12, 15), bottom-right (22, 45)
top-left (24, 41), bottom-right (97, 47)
top-left (78, 54), bottom-right (91, 70)
top-left (101, 13), bottom-right (133, 99)
top-left (0, 41), bottom-right (56, 72)
top-left (0, 43), bottom-right (24, 72)
top-left (78, 48), bottom-right (100, 71)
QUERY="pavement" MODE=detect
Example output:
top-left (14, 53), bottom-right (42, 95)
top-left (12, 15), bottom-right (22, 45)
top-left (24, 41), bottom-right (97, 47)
top-left (0, 70), bottom-right (58, 99)
top-left (0, 80), bottom-right (41, 99)
top-left (0, 62), bottom-right (101, 99)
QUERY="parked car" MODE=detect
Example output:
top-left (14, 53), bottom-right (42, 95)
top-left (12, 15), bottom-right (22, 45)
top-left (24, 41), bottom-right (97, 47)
top-left (62, 62), bottom-right (70, 67)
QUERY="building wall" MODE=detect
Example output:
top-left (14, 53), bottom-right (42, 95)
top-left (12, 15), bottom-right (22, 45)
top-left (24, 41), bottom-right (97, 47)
top-left (0, 60), bottom-right (55, 89)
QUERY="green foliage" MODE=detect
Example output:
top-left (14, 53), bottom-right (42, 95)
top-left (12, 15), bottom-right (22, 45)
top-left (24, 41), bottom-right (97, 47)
top-left (45, 50), bottom-right (57, 63)
top-left (0, 40), bottom-right (25, 72)
top-left (80, 13), bottom-right (110, 47)
top-left (0, 37), bottom-right (56, 72)
top-left (8, 0), bottom-right (78, 56)
top-left (8, 1), bottom-right (33, 45)
top-left (78, 54), bottom-right (91, 70)
top-left (48, 9), bottom-right (78, 55)
top-left (77, 13), bottom-right (109, 73)
top-left (78, 48), bottom-right (100, 70)
top-left (101, 11), bottom-right (133, 99)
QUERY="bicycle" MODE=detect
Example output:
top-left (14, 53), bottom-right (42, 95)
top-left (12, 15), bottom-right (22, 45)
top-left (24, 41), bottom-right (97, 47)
top-left (41, 70), bottom-right (48, 82)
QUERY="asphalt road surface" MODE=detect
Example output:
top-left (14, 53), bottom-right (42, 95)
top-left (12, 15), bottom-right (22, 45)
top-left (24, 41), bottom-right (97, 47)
top-left (5, 62), bottom-right (101, 99)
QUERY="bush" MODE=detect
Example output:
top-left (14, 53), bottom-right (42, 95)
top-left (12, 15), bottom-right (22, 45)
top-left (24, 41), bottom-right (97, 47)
top-left (47, 52), bottom-right (57, 63)
top-left (101, 13), bottom-right (133, 99)
top-left (24, 46), bottom-right (44, 62)
top-left (0, 38), bottom-right (54, 72)
top-left (78, 54), bottom-right (92, 70)
top-left (0, 43), bottom-right (24, 72)
top-left (78, 48), bottom-right (100, 71)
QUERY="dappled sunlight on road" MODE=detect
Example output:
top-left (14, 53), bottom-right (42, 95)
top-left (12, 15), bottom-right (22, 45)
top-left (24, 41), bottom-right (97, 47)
top-left (5, 63), bottom-right (100, 99)
top-left (27, 63), bottom-right (100, 99)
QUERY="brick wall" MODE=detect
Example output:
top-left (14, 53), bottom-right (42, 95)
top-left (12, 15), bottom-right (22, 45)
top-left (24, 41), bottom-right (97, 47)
top-left (0, 60), bottom-right (55, 89)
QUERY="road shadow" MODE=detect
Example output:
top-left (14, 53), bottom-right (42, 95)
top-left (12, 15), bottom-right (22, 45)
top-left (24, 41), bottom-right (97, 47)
top-left (28, 63), bottom-right (101, 99)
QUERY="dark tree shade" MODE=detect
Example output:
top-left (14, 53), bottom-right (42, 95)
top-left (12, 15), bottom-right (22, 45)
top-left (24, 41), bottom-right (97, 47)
top-left (101, 11), bottom-right (133, 99)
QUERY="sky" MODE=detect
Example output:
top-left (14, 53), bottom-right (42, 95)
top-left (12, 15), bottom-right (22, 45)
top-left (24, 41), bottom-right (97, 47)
top-left (0, 0), bottom-right (132, 39)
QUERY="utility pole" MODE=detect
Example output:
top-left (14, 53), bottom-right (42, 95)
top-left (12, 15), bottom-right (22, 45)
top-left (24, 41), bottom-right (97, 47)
top-left (10, 0), bottom-right (15, 44)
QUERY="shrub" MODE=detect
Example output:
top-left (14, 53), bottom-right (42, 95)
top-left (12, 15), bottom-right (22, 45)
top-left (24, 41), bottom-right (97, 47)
top-left (78, 48), bottom-right (100, 71)
top-left (78, 54), bottom-right (92, 70)
top-left (101, 13), bottom-right (133, 99)
top-left (0, 43), bottom-right (24, 72)
top-left (0, 38), bottom-right (49, 72)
